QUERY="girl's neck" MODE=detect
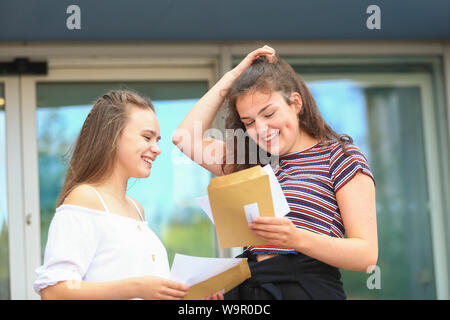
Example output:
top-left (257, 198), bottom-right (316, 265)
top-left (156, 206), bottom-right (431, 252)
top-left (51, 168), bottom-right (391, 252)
top-left (91, 170), bottom-right (129, 202)
top-left (287, 129), bottom-right (320, 154)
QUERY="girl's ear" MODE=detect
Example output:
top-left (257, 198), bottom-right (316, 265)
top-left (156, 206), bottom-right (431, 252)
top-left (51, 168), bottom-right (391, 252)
top-left (290, 92), bottom-right (303, 115)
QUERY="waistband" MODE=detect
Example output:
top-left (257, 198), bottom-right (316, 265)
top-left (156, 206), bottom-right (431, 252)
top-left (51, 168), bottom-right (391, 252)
top-left (234, 251), bottom-right (346, 299)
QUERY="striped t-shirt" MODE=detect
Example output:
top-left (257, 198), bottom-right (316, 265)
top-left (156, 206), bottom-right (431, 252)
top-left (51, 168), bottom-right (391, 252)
top-left (245, 140), bottom-right (375, 255)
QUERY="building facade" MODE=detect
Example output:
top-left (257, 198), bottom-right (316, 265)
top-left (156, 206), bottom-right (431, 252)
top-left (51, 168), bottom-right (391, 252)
top-left (0, 1), bottom-right (449, 300)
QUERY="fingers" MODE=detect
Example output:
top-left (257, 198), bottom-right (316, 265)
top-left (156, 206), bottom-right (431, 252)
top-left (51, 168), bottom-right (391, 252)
top-left (261, 45), bottom-right (277, 63)
top-left (251, 216), bottom-right (288, 225)
top-left (231, 45), bottom-right (277, 78)
top-left (251, 229), bottom-right (281, 242)
top-left (264, 217), bottom-right (292, 225)
top-left (204, 291), bottom-right (225, 300)
top-left (165, 279), bottom-right (190, 292)
top-left (249, 46), bottom-right (275, 58)
top-left (161, 279), bottom-right (189, 300)
top-left (244, 46), bottom-right (276, 65)
top-left (249, 223), bottom-right (281, 237)
top-left (211, 292), bottom-right (224, 300)
top-left (161, 287), bottom-right (189, 300)
top-left (249, 218), bottom-right (292, 244)
top-left (249, 221), bottom-right (284, 232)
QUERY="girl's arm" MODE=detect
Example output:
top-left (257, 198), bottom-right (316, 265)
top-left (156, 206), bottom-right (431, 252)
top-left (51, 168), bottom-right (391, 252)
top-left (172, 46), bottom-right (276, 176)
top-left (249, 172), bottom-right (378, 272)
top-left (41, 188), bottom-right (189, 300)
top-left (40, 276), bottom-right (189, 300)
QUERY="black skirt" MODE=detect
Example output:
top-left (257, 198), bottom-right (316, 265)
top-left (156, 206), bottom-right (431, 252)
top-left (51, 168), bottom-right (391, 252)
top-left (224, 251), bottom-right (347, 300)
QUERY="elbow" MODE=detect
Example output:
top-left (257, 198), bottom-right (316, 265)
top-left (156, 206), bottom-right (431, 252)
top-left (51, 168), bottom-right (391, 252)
top-left (172, 130), bottom-right (187, 152)
top-left (172, 131), bottom-right (195, 160)
top-left (40, 287), bottom-right (54, 300)
top-left (172, 135), bottom-right (188, 156)
top-left (171, 132), bottom-right (181, 147)
top-left (362, 247), bottom-right (378, 273)
top-left (40, 282), bottom-right (71, 300)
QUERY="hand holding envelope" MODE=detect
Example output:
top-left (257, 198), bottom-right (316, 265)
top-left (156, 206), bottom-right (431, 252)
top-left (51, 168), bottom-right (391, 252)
top-left (170, 254), bottom-right (251, 300)
top-left (175, 164), bottom-right (288, 299)
top-left (196, 164), bottom-right (290, 248)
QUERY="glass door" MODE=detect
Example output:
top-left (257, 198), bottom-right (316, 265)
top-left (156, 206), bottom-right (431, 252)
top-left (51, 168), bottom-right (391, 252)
top-left (16, 60), bottom-right (219, 299)
top-left (35, 81), bottom-right (216, 264)
top-left (0, 82), bottom-right (10, 299)
top-left (299, 71), bottom-right (448, 299)
top-left (228, 54), bottom-right (449, 299)
top-left (1, 76), bottom-right (28, 300)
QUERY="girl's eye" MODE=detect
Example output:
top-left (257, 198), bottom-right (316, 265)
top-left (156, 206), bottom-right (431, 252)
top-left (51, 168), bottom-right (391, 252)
top-left (143, 136), bottom-right (151, 141)
top-left (265, 111), bottom-right (275, 118)
top-left (245, 120), bottom-right (254, 127)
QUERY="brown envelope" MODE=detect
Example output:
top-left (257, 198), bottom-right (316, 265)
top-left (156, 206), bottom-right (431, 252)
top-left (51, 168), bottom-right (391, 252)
top-left (184, 259), bottom-right (251, 300)
top-left (207, 165), bottom-right (275, 248)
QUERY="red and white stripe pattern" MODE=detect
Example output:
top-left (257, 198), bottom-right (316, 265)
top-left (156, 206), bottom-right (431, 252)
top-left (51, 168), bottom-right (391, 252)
top-left (246, 140), bottom-right (374, 255)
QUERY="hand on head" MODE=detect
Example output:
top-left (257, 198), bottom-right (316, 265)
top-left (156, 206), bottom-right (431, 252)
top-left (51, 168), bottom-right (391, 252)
top-left (261, 45), bottom-right (277, 63)
top-left (229, 45), bottom-right (277, 80)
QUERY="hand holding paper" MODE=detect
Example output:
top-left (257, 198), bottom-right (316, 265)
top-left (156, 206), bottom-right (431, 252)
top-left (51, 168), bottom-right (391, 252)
top-left (170, 254), bottom-right (250, 300)
top-left (196, 164), bottom-right (290, 248)
top-left (249, 216), bottom-right (299, 249)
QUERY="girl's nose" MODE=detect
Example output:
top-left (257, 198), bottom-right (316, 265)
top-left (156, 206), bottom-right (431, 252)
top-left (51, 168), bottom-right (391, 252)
top-left (255, 119), bottom-right (268, 136)
top-left (151, 143), bottom-right (162, 156)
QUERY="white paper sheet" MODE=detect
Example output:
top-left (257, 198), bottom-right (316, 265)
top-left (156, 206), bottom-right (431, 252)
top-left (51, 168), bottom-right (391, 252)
top-left (261, 164), bottom-right (291, 217)
top-left (196, 164), bottom-right (290, 223)
top-left (170, 254), bottom-right (246, 286)
top-left (244, 202), bottom-right (260, 223)
top-left (195, 196), bottom-right (214, 224)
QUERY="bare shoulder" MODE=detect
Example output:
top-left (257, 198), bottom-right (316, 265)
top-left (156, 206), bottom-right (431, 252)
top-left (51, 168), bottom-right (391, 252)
top-left (127, 196), bottom-right (146, 220)
top-left (63, 184), bottom-right (104, 211)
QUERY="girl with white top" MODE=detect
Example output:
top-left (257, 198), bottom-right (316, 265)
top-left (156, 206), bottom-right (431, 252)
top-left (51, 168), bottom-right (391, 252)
top-left (34, 90), bottom-right (190, 299)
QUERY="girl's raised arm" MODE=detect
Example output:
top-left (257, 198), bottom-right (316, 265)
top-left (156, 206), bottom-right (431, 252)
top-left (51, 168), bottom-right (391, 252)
top-left (172, 46), bottom-right (276, 176)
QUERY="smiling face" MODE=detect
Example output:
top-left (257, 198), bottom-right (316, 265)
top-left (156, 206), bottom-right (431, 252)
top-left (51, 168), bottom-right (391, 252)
top-left (115, 104), bottom-right (161, 179)
top-left (236, 90), bottom-right (303, 156)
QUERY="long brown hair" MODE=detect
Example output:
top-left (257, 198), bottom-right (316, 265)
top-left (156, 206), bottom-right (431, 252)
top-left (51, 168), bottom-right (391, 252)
top-left (222, 55), bottom-right (352, 174)
top-left (56, 90), bottom-right (155, 207)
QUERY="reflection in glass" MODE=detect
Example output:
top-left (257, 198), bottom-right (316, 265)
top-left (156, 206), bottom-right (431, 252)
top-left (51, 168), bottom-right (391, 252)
top-left (127, 100), bottom-right (215, 263)
top-left (0, 84), bottom-right (10, 299)
top-left (37, 83), bottom-right (215, 267)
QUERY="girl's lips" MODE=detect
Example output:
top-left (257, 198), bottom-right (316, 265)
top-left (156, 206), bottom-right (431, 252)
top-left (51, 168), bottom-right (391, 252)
top-left (263, 132), bottom-right (279, 143)
top-left (265, 134), bottom-right (280, 151)
top-left (141, 156), bottom-right (153, 168)
top-left (262, 133), bottom-right (281, 155)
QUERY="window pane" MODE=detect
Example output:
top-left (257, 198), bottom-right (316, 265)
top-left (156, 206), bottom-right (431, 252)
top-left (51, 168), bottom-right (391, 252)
top-left (0, 84), bottom-right (11, 299)
top-left (305, 79), bottom-right (436, 299)
top-left (127, 99), bottom-right (216, 263)
top-left (37, 82), bottom-right (216, 266)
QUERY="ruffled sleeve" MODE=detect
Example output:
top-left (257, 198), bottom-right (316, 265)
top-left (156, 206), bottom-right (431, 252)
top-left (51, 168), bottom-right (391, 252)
top-left (33, 208), bottom-right (99, 295)
top-left (329, 143), bottom-right (375, 192)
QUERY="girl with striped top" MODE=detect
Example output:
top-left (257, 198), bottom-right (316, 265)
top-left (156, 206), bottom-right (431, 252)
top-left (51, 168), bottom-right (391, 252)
top-left (173, 46), bottom-right (377, 299)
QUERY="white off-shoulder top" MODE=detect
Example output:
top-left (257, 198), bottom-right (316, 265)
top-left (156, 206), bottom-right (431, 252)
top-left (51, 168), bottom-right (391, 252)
top-left (33, 190), bottom-right (170, 296)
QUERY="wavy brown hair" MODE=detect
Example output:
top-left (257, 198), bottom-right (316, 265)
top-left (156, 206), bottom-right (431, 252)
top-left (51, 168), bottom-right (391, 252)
top-left (222, 56), bottom-right (352, 174)
top-left (56, 90), bottom-right (155, 207)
